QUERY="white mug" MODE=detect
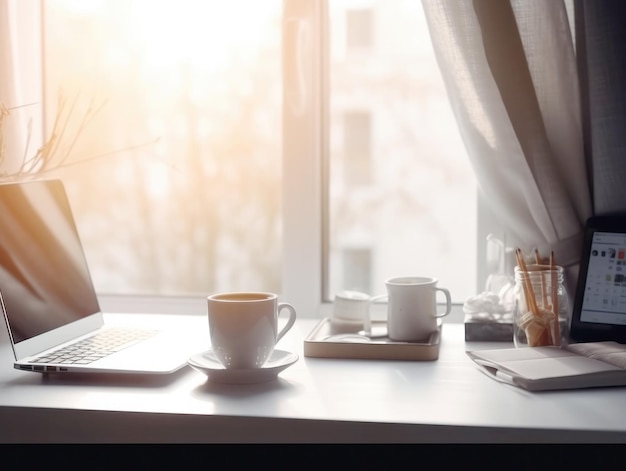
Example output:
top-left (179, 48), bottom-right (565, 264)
top-left (375, 276), bottom-right (452, 341)
top-left (207, 292), bottom-right (297, 369)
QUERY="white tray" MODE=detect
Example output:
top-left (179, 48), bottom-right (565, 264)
top-left (303, 318), bottom-right (442, 361)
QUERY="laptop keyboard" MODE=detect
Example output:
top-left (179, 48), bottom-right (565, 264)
top-left (29, 328), bottom-right (159, 365)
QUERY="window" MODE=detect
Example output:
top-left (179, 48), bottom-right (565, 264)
top-left (326, 1), bottom-right (477, 303)
top-left (24, 0), bottom-right (480, 317)
top-left (42, 0), bottom-right (284, 300)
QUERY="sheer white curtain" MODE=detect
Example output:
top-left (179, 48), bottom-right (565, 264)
top-left (421, 0), bottom-right (592, 296)
top-left (0, 0), bottom-right (42, 177)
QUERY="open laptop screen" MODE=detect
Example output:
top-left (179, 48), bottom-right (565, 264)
top-left (0, 179), bottom-right (100, 344)
top-left (570, 215), bottom-right (626, 343)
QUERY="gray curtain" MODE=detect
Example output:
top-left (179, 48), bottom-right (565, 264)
top-left (578, 0), bottom-right (626, 215)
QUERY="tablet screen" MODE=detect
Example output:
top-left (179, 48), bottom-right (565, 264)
top-left (571, 216), bottom-right (626, 343)
top-left (579, 231), bottom-right (626, 325)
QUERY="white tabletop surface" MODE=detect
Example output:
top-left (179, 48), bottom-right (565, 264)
top-left (1, 312), bottom-right (626, 443)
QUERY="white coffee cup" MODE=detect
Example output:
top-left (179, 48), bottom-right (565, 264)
top-left (207, 292), bottom-right (297, 369)
top-left (374, 276), bottom-right (452, 341)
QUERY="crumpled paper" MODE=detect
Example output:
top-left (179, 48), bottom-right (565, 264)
top-left (463, 291), bottom-right (513, 323)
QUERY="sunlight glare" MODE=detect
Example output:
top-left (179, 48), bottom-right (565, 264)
top-left (128, 0), bottom-right (279, 72)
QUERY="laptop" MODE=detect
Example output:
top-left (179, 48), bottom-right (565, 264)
top-left (0, 178), bottom-right (207, 374)
top-left (570, 214), bottom-right (626, 344)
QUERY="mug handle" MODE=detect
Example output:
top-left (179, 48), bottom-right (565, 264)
top-left (276, 303), bottom-right (297, 342)
top-left (435, 287), bottom-right (452, 318)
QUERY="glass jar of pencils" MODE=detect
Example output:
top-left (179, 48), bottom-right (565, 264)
top-left (513, 264), bottom-right (569, 348)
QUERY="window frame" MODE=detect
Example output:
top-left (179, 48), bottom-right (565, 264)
top-left (281, 0), bottom-right (329, 318)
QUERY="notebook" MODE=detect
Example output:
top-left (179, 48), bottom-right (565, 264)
top-left (570, 214), bottom-right (626, 344)
top-left (0, 178), bottom-right (207, 374)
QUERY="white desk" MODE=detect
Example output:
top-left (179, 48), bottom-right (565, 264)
top-left (1, 313), bottom-right (626, 443)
